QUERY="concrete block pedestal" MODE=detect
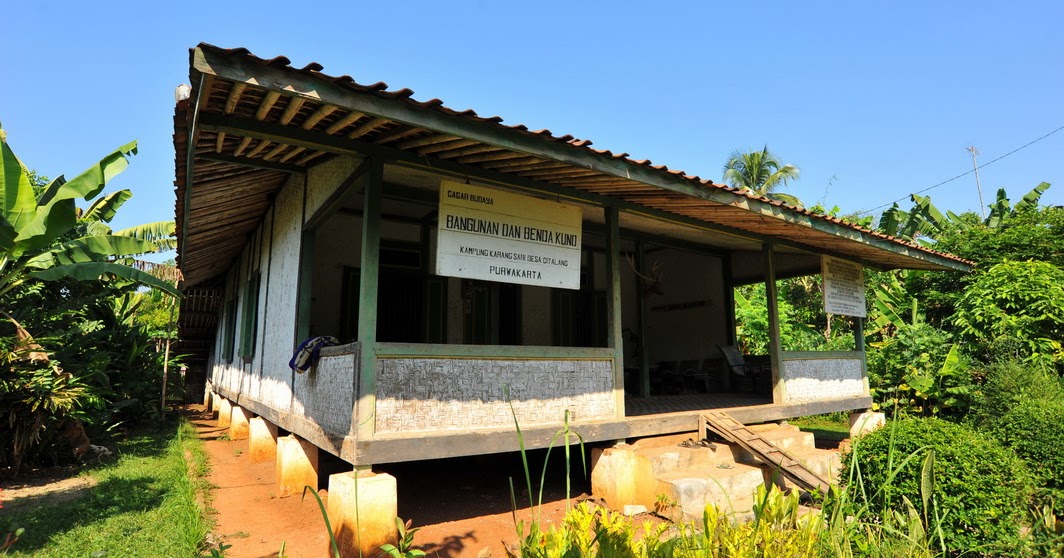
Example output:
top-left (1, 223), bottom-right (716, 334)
top-left (209, 392), bottom-right (221, 418)
top-left (590, 444), bottom-right (654, 510)
top-left (327, 471), bottom-right (397, 558)
top-left (248, 417), bottom-right (279, 463)
top-left (849, 411), bottom-right (886, 438)
top-left (217, 398), bottom-right (233, 428)
top-left (228, 405), bottom-right (252, 441)
top-left (276, 435), bottom-right (318, 497)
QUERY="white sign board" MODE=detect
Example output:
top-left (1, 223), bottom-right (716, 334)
top-left (822, 256), bottom-right (867, 318)
top-left (436, 181), bottom-right (582, 289)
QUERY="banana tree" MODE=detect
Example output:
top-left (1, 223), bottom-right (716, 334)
top-left (0, 124), bottom-right (178, 334)
top-left (878, 182), bottom-right (1052, 242)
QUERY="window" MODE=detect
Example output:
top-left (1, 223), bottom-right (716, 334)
top-left (239, 273), bottom-right (260, 359)
top-left (222, 298), bottom-right (237, 362)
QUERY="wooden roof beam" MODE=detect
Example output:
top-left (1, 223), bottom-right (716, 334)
top-left (233, 136), bottom-right (253, 157)
top-left (198, 152), bottom-right (304, 174)
top-left (279, 97), bottom-right (306, 125)
top-left (347, 116), bottom-right (389, 139)
top-left (224, 82), bottom-right (246, 114)
top-left (397, 133), bottom-right (460, 150)
top-left (454, 150), bottom-right (529, 165)
top-left (479, 158), bottom-right (556, 171)
top-left (255, 91), bottom-right (281, 120)
top-left (194, 112), bottom-right (970, 272)
top-left (324, 111), bottom-right (365, 135)
top-left (302, 105), bottom-right (338, 130)
top-left (375, 126), bottom-right (425, 145)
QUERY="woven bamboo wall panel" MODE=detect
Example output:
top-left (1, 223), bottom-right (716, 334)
top-left (374, 358), bottom-right (616, 434)
top-left (259, 174), bottom-right (304, 411)
top-left (781, 358), bottom-right (866, 403)
top-left (292, 350), bottom-right (358, 437)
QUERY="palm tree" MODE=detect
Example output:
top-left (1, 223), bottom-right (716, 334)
top-left (722, 146), bottom-right (802, 207)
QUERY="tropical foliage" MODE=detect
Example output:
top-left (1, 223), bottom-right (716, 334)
top-left (0, 124), bottom-right (180, 473)
top-left (722, 146), bottom-right (802, 207)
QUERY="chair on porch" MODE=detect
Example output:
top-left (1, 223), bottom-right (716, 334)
top-left (680, 359), bottom-right (711, 393)
top-left (717, 345), bottom-right (771, 394)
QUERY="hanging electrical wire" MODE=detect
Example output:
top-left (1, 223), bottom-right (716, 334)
top-left (858, 123), bottom-right (1064, 216)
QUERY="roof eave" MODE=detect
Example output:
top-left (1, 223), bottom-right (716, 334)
top-left (185, 44), bottom-right (972, 275)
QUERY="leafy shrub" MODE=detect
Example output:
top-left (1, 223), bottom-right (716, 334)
top-left (987, 400), bottom-right (1064, 507)
top-left (844, 417), bottom-right (1033, 555)
top-left (970, 360), bottom-right (1064, 428)
top-left (953, 260), bottom-right (1064, 370)
top-left (867, 322), bottom-right (974, 417)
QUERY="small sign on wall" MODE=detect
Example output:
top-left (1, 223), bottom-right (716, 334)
top-left (436, 180), bottom-right (582, 289)
top-left (822, 256), bottom-right (866, 317)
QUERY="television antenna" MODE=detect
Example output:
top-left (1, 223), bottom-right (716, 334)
top-left (967, 146), bottom-right (986, 220)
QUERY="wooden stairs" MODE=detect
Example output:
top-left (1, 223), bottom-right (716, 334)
top-left (699, 410), bottom-right (831, 494)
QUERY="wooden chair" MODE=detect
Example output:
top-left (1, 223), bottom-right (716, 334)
top-left (717, 346), bottom-right (771, 393)
top-left (680, 359), bottom-right (711, 393)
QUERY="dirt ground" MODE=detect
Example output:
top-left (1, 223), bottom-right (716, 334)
top-left (0, 407), bottom-right (640, 558)
top-left (190, 406), bottom-right (586, 558)
top-left (0, 464), bottom-right (97, 516)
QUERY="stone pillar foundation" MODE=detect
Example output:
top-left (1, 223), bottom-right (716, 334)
top-left (327, 471), bottom-right (398, 558)
top-left (217, 398), bottom-right (233, 428)
top-left (248, 417), bottom-right (279, 464)
top-left (228, 405), bottom-right (252, 441)
top-left (849, 410), bottom-right (886, 438)
top-left (276, 435), bottom-right (318, 497)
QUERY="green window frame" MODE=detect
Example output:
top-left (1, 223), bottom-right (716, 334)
top-left (239, 273), bottom-right (260, 359)
top-left (222, 297), bottom-right (237, 362)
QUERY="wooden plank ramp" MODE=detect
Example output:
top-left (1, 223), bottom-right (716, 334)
top-left (699, 410), bottom-right (831, 494)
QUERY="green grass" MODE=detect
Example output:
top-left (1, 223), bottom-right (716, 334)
top-left (789, 412), bottom-right (850, 442)
top-left (1, 420), bottom-right (211, 558)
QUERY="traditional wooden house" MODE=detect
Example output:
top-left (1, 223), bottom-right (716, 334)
top-left (174, 43), bottom-right (969, 552)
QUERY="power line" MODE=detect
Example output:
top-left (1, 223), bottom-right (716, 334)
top-left (858, 123), bottom-right (1064, 216)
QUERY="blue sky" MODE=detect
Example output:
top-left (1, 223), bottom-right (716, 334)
top-left (5, 2), bottom-right (1062, 235)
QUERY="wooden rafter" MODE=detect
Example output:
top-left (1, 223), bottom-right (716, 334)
top-left (347, 116), bottom-right (389, 139)
top-left (302, 105), bottom-right (337, 130)
top-left (234, 137), bottom-right (253, 157)
top-left (279, 146), bottom-right (307, 163)
top-left (375, 126), bottom-right (424, 144)
top-left (263, 143), bottom-right (289, 161)
top-left (417, 138), bottom-right (477, 155)
top-left (482, 158), bottom-right (558, 171)
top-left (324, 111), bottom-right (365, 134)
top-left (454, 151), bottom-right (529, 165)
top-left (247, 139), bottom-right (271, 157)
top-left (519, 167), bottom-right (601, 180)
top-left (255, 91), bottom-right (281, 120)
top-left (215, 132), bottom-right (226, 153)
top-left (397, 133), bottom-right (459, 150)
top-left (279, 97), bottom-right (306, 125)
top-left (224, 83), bottom-right (246, 114)
top-left (432, 144), bottom-right (499, 160)
top-left (295, 150), bottom-right (327, 166)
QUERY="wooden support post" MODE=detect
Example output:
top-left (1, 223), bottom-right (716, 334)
top-left (853, 317), bottom-right (865, 353)
top-left (355, 158), bottom-right (384, 439)
top-left (763, 243), bottom-right (784, 404)
top-left (604, 206), bottom-right (626, 418)
top-left (723, 253), bottom-right (737, 347)
top-left (634, 241), bottom-right (651, 398)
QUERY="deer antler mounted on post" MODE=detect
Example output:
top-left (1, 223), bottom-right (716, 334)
top-left (626, 253), bottom-right (665, 298)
